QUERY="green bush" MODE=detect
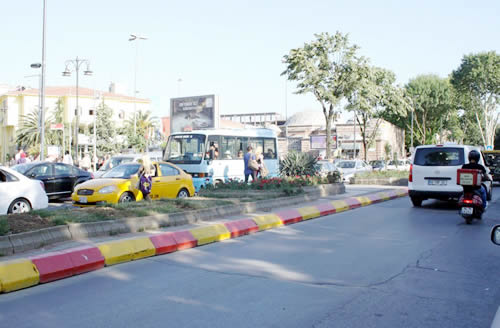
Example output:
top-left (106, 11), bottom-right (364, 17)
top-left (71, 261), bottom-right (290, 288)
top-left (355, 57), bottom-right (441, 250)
top-left (355, 170), bottom-right (409, 179)
top-left (280, 152), bottom-right (318, 177)
top-left (0, 219), bottom-right (9, 236)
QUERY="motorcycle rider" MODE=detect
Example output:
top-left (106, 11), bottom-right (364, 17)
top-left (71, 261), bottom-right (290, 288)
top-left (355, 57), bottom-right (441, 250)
top-left (461, 150), bottom-right (489, 209)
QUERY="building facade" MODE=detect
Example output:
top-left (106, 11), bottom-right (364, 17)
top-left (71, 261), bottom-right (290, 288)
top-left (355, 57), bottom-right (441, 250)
top-left (0, 85), bottom-right (150, 163)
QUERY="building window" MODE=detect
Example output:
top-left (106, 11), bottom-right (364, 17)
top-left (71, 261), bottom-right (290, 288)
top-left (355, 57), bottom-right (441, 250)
top-left (118, 111), bottom-right (125, 119)
top-left (89, 110), bottom-right (94, 116)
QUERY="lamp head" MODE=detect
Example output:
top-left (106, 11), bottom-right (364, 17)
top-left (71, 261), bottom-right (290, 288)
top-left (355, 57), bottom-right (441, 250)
top-left (30, 63), bottom-right (42, 69)
top-left (62, 68), bottom-right (71, 77)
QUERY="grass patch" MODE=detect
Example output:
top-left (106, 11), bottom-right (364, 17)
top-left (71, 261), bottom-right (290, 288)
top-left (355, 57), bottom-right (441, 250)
top-left (0, 219), bottom-right (9, 236)
top-left (1, 197), bottom-right (236, 235)
top-left (355, 170), bottom-right (409, 179)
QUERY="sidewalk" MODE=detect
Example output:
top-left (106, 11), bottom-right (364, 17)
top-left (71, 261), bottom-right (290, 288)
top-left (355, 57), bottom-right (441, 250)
top-left (0, 185), bottom-right (408, 293)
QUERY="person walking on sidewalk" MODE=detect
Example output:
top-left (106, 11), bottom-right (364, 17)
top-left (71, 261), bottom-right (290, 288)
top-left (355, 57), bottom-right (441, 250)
top-left (244, 146), bottom-right (257, 183)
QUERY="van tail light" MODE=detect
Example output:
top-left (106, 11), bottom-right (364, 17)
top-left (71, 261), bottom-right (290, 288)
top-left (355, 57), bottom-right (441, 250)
top-left (40, 181), bottom-right (45, 190)
top-left (409, 164), bottom-right (413, 182)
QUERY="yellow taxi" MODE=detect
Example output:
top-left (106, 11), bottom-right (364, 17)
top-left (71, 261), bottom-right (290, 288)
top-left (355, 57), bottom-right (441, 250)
top-left (71, 161), bottom-right (195, 206)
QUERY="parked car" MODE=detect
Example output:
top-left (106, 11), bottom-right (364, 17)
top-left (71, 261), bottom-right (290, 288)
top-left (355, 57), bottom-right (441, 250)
top-left (0, 166), bottom-right (48, 214)
top-left (387, 159), bottom-right (411, 171)
top-left (335, 159), bottom-right (372, 181)
top-left (369, 160), bottom-right (387, 171)
top-left (12, 162), bottom-right (93, 200)
top-left (483, 150), bottom-right (500, 182)
top-left (408, 144), bottom-right (493, 207)
top-left (72, 161), bottom-right (195, 206)
top-left (94, 152), bottom-right (163, 178)
top-left (314, 160), bottom-right (339, 177)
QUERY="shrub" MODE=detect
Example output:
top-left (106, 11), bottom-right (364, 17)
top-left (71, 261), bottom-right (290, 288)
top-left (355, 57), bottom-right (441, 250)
top-left (280, 152), bottom-right (318, 177)
top-left (0, 219), bottom-right (9, 236)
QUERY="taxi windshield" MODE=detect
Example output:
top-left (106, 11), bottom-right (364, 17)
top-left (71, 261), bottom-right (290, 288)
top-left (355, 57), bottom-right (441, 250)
top-left (102, 164), bottom-right (140, 179)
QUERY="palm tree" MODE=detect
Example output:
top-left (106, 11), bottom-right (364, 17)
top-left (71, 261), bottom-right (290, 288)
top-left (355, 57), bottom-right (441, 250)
top-left (16, 106), bottom-right (61, 153)
top-left (125, 110), bottom-right (157, 152)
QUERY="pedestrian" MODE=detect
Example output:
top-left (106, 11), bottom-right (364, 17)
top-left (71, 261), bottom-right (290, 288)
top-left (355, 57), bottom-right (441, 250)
top-left (63, 151), bottom-right (73, 165)
top-left (14, 149), bottom-right (22, 164)
top-left (80, 152), bottom-right (91, 171)
top-left (255, 147), bottom-right (268, 178)
top-left (244, 146), bottom-right (258, 182)
top-left (137, 155), bottom-right (153, 201)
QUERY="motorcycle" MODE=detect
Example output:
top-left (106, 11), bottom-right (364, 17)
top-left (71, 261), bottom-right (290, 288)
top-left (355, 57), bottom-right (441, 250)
top-left (457, 169), bottom-right (484, 224)
top-left (458, 192), bottom-right (483, 224)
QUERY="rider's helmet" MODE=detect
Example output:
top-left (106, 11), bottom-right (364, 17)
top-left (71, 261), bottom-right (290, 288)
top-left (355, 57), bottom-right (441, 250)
top-left (468, 150), bottom-right (481, 163)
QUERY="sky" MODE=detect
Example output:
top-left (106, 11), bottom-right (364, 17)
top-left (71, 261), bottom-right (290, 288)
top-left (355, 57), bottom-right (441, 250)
top-left (1, 0), bottom-right (499, 121)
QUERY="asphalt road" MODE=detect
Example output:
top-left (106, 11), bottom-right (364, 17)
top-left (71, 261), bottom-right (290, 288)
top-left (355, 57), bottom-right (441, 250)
top-left (1, 189), bottom-right (500, 328)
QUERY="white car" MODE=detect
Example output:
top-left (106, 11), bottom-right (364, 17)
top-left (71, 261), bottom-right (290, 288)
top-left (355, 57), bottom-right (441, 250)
top-left (0, 166), bottom-right (48, 214)
top-left (386, 159), bottom-right (411, 171)
top-left (335, 159), bottom-right (372, 181)
top-left (408, 144), bottom-right (493, 207)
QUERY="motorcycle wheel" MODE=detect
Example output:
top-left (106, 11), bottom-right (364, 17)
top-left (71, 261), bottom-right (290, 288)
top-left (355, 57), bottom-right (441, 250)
top-left (465, 217), bottom-right (473, 224)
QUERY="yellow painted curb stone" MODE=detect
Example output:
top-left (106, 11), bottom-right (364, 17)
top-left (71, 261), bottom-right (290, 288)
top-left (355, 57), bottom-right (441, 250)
top-left (298, 206), bottom-right (321, 220)
top-left (189, 224), bottom-right (231, 246)
top-left (0, 259), bottom-right (40, 293)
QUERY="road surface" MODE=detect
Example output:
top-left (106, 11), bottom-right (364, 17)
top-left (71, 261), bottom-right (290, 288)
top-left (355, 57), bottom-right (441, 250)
top-left (1, 188), bottom-right (499, 328)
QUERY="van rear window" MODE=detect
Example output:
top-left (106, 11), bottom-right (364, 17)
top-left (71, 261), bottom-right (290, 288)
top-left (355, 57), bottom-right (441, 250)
top-left (414, 147), bottom-right (464, 166)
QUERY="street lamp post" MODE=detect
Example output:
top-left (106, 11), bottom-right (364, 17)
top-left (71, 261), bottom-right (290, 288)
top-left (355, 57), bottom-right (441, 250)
top-left (62, 57), bottom-right (92, 163)
top-left (129, 34), bottom-right (148, 136)
top-left (177, 78), bottom-right (182, 97)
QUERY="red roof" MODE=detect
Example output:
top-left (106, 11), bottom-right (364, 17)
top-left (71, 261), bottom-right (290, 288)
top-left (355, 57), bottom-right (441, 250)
top-left (4, 86), bottom-right (150, 102)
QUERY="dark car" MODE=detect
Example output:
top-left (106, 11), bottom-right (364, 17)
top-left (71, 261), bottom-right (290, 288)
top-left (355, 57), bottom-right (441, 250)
top-left (12, 162), bottom-right (93, 200)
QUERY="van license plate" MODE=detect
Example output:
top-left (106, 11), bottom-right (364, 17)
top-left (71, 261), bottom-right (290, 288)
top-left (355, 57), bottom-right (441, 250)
top-left (461, 207), bottom-right (473, 215)
top-left (79, 196), bottom-right (87, 203)
top-left (428, 180), bottom-right (447, 186)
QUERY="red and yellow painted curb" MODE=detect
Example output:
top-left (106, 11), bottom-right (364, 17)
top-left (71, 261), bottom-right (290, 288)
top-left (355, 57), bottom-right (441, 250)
top-left (0, 188), bottom-right (408, 293)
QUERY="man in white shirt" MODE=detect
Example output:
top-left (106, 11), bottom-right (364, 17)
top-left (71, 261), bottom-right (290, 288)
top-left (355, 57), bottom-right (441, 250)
top-left (62, 151), bottom-right (73, 165)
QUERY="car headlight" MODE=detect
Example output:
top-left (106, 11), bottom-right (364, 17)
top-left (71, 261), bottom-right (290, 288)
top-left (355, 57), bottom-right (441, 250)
top-left (98, 186), bottom-right (117, 194)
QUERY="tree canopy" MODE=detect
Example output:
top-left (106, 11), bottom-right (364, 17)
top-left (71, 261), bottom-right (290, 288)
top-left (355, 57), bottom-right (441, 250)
top-left (282, 32), bottom-right (364, 159)
top-left (451, 51), bottom-right (500, 147)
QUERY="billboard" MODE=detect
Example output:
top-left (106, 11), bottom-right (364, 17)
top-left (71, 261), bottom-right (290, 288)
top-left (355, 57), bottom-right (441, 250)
top-left (310, 135), bottom-right (337, 149)
top-left (170, 95), bottom-right (219, 134)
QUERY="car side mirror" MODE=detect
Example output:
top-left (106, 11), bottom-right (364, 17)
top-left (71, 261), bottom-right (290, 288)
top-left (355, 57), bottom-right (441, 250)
top-left (491, 225), bottom-right (500, 246)
top-left (30, 173), bottom-right (37, 178)
top-left (207, 159), bottom-right (212, 165)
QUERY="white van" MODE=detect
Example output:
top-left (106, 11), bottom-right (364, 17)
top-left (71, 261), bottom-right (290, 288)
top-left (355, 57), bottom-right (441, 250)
top-left (408, 144), bottom-right (493, 207)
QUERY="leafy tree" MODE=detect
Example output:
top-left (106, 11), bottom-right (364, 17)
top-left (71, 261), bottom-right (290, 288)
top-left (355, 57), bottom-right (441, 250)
top-left (346, 65), bottom-right (404, 161)
top-left (89, 102), bottom-right (120, 155)
top-left (282, 32), bottom-right (364, 159)
top-left (403, 75), bottom-right (455, 146)
top-left (451, 51), bottom-right (500, 147)
top-left (123, 110), bottom-right (156, 152)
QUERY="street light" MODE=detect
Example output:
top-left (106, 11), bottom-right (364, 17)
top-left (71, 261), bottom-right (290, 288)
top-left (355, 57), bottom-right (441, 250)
top-left (29, 63), bottom-right (43, 157)
top-left (62, 57), bottom-right (92, 163)
top-left (129, 34), bottom-right (148, 136)
top-left (177, 78), bottom-right (182, 97)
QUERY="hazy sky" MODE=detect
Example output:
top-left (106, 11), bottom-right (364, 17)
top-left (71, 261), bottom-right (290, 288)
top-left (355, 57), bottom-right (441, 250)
top-left (1, 0), bottom-right (499, 120)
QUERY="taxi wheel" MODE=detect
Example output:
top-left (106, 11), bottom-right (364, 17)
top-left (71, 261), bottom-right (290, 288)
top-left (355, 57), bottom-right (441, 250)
top-left (8, 198), bottom-right (32, 214)
top-left (119, 192), bottom-right (135, 203)
top-left (177, 188), bottom-right (189, 198)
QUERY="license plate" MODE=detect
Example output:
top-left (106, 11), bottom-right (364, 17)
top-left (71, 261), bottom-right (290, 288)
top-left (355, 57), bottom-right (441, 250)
top-left (461, 207), bottom-right (473, 215)
top-left (79, 196), bottom-right (87, 203)
top-left (428, 179), bottom-right (447, 186)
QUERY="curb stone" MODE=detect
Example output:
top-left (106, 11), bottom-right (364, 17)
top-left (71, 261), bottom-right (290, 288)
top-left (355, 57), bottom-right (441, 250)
top-left (0, 183), bottom-right (345, 255)
top-left (0, 188), bottom-right (408, 293)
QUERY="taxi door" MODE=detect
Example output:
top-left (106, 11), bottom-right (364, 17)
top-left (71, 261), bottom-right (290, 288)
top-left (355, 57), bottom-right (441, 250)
top-left (158, 163), bottom-right (183, 198)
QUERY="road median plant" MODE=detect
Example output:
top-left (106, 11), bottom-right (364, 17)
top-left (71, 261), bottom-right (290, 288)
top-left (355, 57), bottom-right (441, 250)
top-left (0, 198), bottom-right (233, 236)
top-left (354, 170), bottom-right (409, 179)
